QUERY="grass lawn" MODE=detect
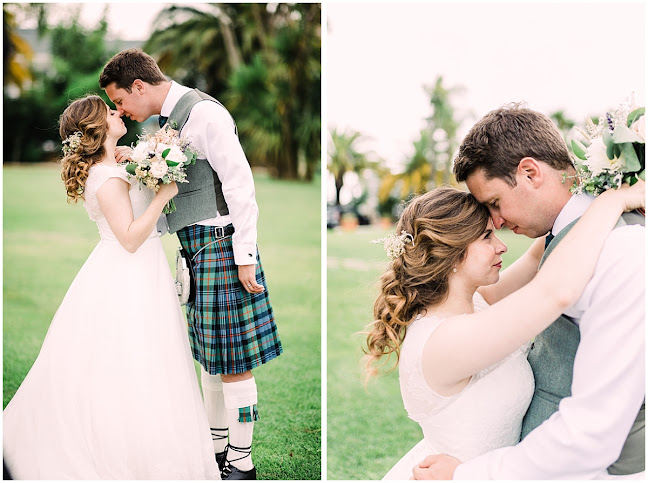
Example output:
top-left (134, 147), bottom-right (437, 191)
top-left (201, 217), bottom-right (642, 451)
top-left (326, 224), bottom-right (533, 480)
top-left (3, 164), bottom-right (321, 480)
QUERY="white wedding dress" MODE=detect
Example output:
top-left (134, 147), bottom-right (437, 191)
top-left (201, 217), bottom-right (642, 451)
top-left (384, 292), bottom-right (534, 480)
top-left (3, 164), bottom-right (220, 480)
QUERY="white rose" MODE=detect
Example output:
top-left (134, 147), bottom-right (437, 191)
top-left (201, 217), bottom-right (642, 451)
top-left (131, 142), bottom-right (150, 163)
top-left (584, 137), bottom-right (616, 175)
top-left (164, 145), bottom-right (188, 165)
top-left (155, 142), bottom-right (171, 156)
top-left (150, 160), bottom-right (169, 178)
top-left (631, 115), bottom-right (645, 142)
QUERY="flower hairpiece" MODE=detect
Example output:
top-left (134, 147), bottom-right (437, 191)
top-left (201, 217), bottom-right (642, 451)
top-left (371, 231), bottom-right (415, 259)
top-left (62, 131), bottom-right (83, 156)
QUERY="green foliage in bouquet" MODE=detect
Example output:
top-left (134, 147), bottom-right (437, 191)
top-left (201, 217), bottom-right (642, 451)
top-left (568, 102), bottom-right (645, 196)
top-left (123, 125), bottom-right (200, 213)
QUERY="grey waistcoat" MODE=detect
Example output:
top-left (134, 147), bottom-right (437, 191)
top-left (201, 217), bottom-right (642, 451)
top-left (163, 89), bottom-right (235, 234)
top-left (521, 210), bottom-right (645, 475)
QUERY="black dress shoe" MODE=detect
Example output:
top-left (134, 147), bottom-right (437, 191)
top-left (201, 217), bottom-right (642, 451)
top-left (221, 464), bottom-right (256, 480)
top-left (215, 451), bottom-right (227, 472)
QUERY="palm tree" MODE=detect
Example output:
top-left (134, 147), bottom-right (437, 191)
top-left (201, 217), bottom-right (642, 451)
top-left (144, 4), bottom-right (321, 181)
top-left (378, 129), bottom-right (434, 204)
top-left (423, 76), bottom-right (463, 185)
top-left (144, 4), bottom-right (253, 94)
top-left (328, 128), bottom-right (370, 207)
top-left (378, 77), bottom-right (463, 206)
top-left (3, 4), bottom-right (35, 91)
top-left (225, 3), bottom-right (321, 181)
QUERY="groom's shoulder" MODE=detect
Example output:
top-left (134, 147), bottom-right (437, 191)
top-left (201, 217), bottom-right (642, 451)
top-left (190, 98), bottom-right (236, 129)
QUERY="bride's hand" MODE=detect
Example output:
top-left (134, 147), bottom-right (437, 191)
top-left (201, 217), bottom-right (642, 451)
top-left (613, 179), bottom-right (645, 212)
top-left (156, 182), bottom-right (178, 203)
top-left (115, 146), bottom-right (133, 163)
top-left (411, 454), bottom-right (461, 480)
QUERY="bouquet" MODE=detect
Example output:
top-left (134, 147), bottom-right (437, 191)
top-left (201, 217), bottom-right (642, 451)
top-left (123, 124), bottom-right (199, 213)
top-left (568, 96), bottom-right (645, 197)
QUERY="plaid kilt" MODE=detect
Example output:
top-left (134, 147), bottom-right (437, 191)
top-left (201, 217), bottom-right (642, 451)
top-left (177, 224), bottom-right (282, 375)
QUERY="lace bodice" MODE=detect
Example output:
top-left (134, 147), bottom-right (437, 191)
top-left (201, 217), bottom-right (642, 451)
top-left (398, 292), bottom-right (534, 462)
top-left (83, 164), bottom-right (156, 242)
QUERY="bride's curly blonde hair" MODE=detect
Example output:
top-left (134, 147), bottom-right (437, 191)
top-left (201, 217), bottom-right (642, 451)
top-left (59, 95), bottom-right (109, 203)
top-left (363, 187), bottom-right (490, 379)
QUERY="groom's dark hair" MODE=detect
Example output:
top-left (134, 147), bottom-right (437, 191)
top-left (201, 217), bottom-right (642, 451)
top-left (453, 103), bottom-right (574, 186)
top-left (99, 48), bottom-right (167, 93)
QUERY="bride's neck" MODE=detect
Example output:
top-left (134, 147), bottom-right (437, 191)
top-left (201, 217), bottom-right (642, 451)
top-left (425, 281), bottom-right (476, 318)
top-left (101, 139), bottom-right (118, 166)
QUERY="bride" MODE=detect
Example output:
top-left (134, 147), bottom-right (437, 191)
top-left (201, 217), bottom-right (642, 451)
top-left (3, 95), bottom-right (219, 479)
top-left (364, 184), bottom-right (644, 480)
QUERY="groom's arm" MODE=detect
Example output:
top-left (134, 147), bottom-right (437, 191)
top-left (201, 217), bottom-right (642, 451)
top-left (454, 227), bottom-right (645, 480)
top-left (185, 101), bottom-right (259, 266)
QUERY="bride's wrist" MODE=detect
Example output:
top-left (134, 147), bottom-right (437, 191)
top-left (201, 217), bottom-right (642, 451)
top-left (596, 188), bottom-right (626, 213)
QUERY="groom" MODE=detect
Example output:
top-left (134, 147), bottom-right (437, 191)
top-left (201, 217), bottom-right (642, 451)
top-left (413, 104), bottom-right (645, 479)
top-left (99, 49), bottom-right (283, 480)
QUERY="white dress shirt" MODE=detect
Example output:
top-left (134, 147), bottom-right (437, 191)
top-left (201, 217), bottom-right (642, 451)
top-left (160, 81), bottom-right (259, 266)
top-left (455, 194), bottom-right (646, 480)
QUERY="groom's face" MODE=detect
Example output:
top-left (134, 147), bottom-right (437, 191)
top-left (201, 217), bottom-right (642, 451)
top-left (466, 168), bottom-right (547, 239)
top-left (104, 82), bottom-right (150, 123)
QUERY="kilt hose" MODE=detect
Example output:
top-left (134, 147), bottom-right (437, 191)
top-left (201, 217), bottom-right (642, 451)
top-left (177, 224), bottom-right (283, 375)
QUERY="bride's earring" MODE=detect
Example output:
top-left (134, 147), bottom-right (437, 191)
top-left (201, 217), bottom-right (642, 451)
top-left (452, 267), bottom-right (457, 273)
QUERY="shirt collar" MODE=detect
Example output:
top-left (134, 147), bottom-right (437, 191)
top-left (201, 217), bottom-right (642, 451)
top-left (552, 193), bottom-right (594, 235)
top-left (160, 81), bottom-right (192, 117)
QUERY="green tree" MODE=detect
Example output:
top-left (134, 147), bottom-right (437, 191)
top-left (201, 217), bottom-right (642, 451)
top-left (3, 8), bottom-right (140, 162)
top-left (377, 76), bottom-right (462, 206)
top-left (3, 4), bottom-right (35, 91)
top-left (144, 3), bottom-right (321, 181)
top-left (424, 76), bottom-right (463, 185)
top-left (378, 129), bottom-right (435, 204)
top-left (328, 128), bottom-right (370, 207)
top-left (550, 109), bottom-right (576, 140)
top-left (145, 4), bottom-right (268, 94)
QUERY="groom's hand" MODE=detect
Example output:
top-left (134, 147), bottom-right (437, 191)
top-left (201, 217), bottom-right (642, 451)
top-left (411, 454), bottom-right (461, 480)
top-left (115, 146), bottom-right (133, 163)
top-left (238, 264), bottom-right (264, 294)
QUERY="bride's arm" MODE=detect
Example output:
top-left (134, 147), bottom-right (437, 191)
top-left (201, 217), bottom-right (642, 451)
top-left (477, 236), bottom-right (545, 305)
top-left (423, 181), bottom-right (644, 387)
top-left (97, 179), bottom-right (178, 253)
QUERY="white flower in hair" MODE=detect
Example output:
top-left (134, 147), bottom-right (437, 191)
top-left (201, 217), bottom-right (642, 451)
top-left (371, 231), bottom-right (414, 259)
top-left (62, 131), bottom-right (82, 156)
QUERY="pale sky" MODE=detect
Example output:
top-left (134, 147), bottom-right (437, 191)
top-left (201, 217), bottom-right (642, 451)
top-left (54, 3), bottom-right (170, 40)
top-left (326, 2), bottom-right (646, 171)
top-left (15, 2), bottom-right (183, 40)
